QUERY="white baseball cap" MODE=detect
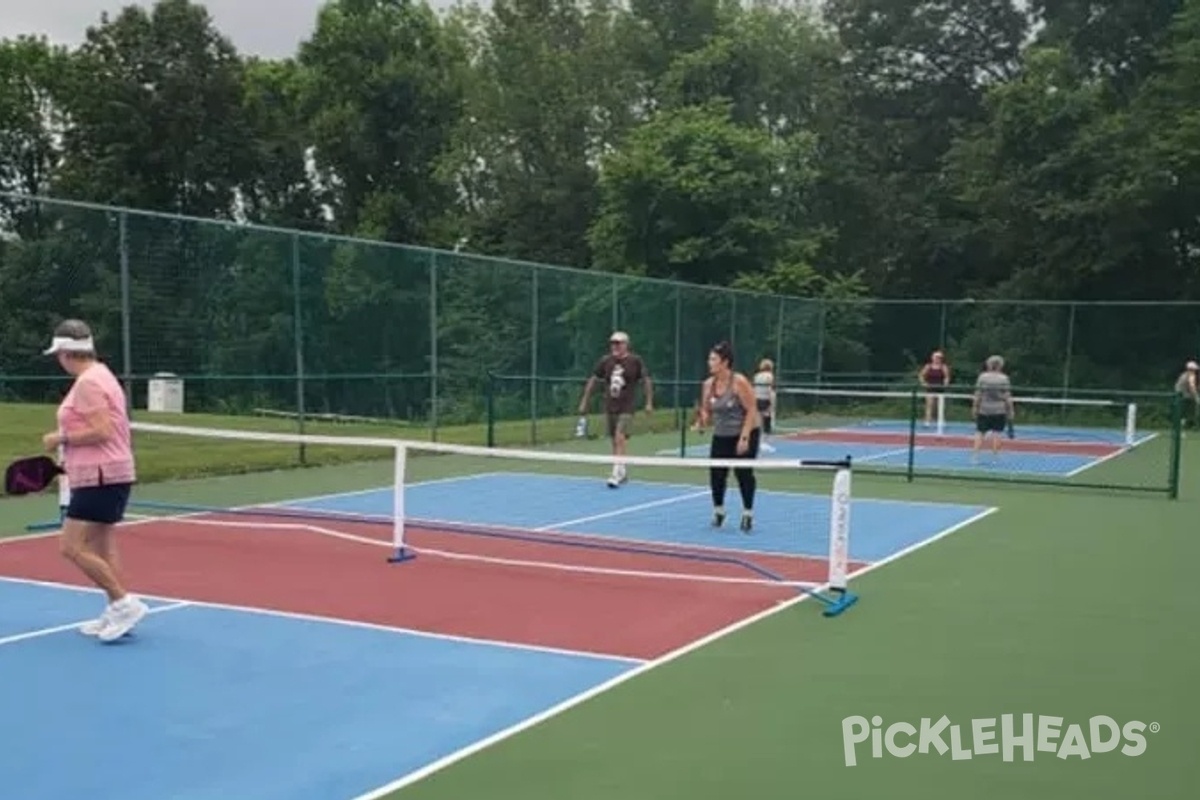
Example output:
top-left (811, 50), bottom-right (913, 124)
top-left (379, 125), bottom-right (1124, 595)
top-left (609, 331), bottom-right (629, 344)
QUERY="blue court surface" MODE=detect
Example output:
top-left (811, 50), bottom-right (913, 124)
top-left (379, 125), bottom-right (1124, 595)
top-left (0, 471), bottom-right (994, 800)
top-left (0, 579), bottom-right (635, 800)
top-left (663, 418), bottom-right (1152, 477)
top-left (274, 472), bottom-right (993, 563)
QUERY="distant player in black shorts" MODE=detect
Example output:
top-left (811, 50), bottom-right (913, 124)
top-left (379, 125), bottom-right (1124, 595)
top-left (972, 355), bottom-right (1013, 462)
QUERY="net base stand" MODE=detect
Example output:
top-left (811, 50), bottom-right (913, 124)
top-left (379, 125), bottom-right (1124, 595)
top-left (387, 547), bottom-right (418, 564)
top-left (25, 507), bottom-right (67, 533)
top-left (820, 587), bottom-right (859, 618)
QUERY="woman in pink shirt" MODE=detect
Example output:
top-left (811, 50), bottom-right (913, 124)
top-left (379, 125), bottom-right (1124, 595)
top-left (41, 319), bottom-right (148, 642)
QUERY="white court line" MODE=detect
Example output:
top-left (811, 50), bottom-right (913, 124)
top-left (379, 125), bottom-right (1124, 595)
top-left (109, 472), bottom-right (876, 563)
top-left (0, 601), bottom-right (191, 647)
top-left (138, 494), bottom-right (825, 563)
top-left (408, 511), bottom-right (829, 562)
top-left (853, 446), bottom-right (914, 464)
top-left (255, 471), bottom-right (510, 511)
top-left (499, 470), bottom-right (992, 511)
top-left (2, 467), bottom-right (988, 585)
top-left (348, 505), bottom-right (1001, 800)
top-left (720, 434), bottom-right (1151, 481)
top-left (0, 574), bottom-right (645, 666)
top-left (408, 547), bottom-right (820, 589)
top-left (122, 514), bottom-right (819, 592)
top-left (0, 471), bottom-right (511, 547)
top-left (1063, 432), bottom-right (1160, 478)
top-left (657, 442), bottom-right (913, 465)
top-left (534, 491), bottom-right (711, 532)
top-left (1063, 448), bottom-right (1131, 478)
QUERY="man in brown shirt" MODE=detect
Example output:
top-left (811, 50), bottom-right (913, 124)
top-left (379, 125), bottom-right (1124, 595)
top-left (577, 331), bottom-right (654, 487)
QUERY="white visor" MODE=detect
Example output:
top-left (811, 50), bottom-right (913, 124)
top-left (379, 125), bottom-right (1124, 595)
top-left (43, 336), bottom-right (95, 355)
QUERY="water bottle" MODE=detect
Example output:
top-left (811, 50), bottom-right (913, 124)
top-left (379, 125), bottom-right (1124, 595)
top-left (575, 416), bottom-right (588, 438)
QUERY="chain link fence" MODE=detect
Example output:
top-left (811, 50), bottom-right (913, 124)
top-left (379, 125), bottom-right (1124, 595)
top-left (1, 193), bottom-right (1197, 445)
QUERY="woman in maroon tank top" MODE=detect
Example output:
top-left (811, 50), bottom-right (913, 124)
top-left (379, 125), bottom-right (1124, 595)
top-left (918, 350), bottom-right (951, 427)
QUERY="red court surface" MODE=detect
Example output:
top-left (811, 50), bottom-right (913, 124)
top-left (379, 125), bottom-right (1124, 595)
top-left (0, 515), bottom-right (861, 660)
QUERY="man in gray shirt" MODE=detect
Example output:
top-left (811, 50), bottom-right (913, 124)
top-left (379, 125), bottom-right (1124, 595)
top-left (973, 355), bottom-right (1014, 461)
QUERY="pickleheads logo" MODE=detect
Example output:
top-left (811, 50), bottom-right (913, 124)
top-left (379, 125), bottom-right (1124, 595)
top-left (841, 715), bottom-right (1159, 767)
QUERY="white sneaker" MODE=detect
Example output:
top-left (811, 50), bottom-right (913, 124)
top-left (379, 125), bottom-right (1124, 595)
top-left (97, 596), bottom-right (149, 642)
top-left (79, 606), bottom-right (115, 636)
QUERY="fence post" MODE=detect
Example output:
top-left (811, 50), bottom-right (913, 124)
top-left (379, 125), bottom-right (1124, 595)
top-left (730, 293), bottom-right (737, 350)
top-left (815, 300), bottom-right (827, 385)
top-left (673, 285), bottom-right (682, 428)
top-left (118, 211), bottom-right (133, 410)
top-left (611, 275), bottom-right (619, 332)
top-left (485, 371), bottom-right (496, 448)
top-left (429, 252), bottom-right (439, 441)
top-left (1169, 392), bottom-right (1183, 500)
top-left (774, 297), bottom-right (785, 382)
top-left (1061, 302), bottom-right (1077, 398)
top-left (906, 386), bottom-right (918, 483)
top-left (531, 268), bottom-right (539, 445)
top-left (938, 301), bottom-right (948, 350)
top-left (291, 233), bottom-right (307, 465)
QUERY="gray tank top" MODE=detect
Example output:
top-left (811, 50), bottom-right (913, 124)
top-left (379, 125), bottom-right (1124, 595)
top-left (710, 379), bottom-right (747, 437)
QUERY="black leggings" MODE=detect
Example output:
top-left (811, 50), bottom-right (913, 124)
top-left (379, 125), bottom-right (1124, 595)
top-left (709, 428), bottom-right (761, 510)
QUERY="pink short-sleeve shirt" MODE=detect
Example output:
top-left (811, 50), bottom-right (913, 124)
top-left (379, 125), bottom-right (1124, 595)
top-left (56, 363), bottom-right (136, 488)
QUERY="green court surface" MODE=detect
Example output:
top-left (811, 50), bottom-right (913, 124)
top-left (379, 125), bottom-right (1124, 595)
top-left (1, 401), bottom-right (1196, 800)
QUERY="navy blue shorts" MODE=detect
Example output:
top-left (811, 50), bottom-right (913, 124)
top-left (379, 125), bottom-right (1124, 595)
top-left (66, 483), bottom-right (133, 525)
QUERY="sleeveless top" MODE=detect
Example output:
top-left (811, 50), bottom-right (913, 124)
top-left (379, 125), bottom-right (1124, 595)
top-left (924, 364), bottom-right (947, 385)
top-left (56, 362), bottom-right (136, 488)
top-left (710, 377), bottom-right (751, 437)
top-left (752, 370), bottom-right (773, 401)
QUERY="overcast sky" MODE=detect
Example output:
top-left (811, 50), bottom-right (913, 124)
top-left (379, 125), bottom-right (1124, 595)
top-left (1, 0), bottom-right (464, 60)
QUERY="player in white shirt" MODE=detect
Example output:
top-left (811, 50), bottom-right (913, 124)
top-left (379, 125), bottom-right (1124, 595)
top-left (751, 359), bottom-right (776, 453)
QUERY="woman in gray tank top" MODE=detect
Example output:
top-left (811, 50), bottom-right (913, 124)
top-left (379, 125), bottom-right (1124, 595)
top-left (695, 341), bottom-right (762, 531)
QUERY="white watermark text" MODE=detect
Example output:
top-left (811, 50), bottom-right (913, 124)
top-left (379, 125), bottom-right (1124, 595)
top-left (841, 714), bottom-right (1159, 767)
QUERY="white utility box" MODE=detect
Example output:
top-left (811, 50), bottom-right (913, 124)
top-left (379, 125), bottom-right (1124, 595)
top-left (147, 372), bottom-right (184, 413)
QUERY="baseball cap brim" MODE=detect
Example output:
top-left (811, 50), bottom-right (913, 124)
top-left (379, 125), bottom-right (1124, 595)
top-left (43, 336), bottom-right (95, 355)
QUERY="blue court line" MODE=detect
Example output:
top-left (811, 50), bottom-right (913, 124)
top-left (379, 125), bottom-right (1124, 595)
top-left (276, 473), bottom-right (990, 564)
top-left (0, 579), bottom-right (635, 800)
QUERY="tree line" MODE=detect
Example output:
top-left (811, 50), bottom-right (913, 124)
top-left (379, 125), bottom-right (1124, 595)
top-left (1, 0), bottom-right (1198, 415)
